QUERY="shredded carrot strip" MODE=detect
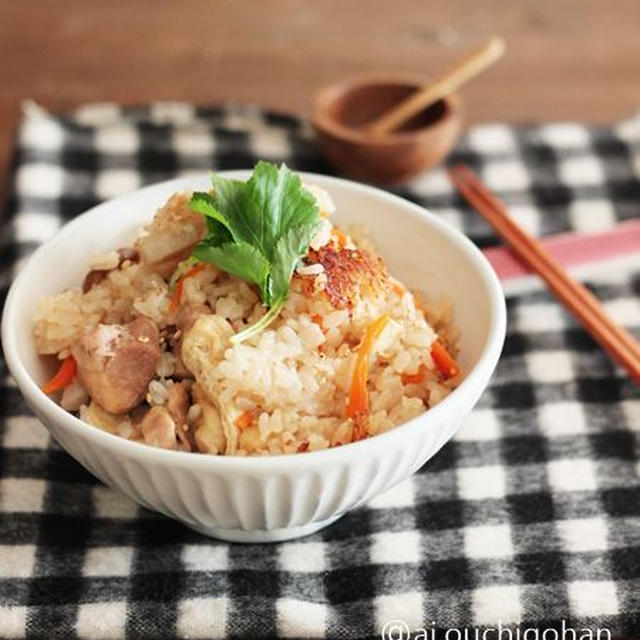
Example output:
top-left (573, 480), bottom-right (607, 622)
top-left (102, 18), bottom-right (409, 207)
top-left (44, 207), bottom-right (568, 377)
top-left (236, 410), bottom-right (257, 430)
top-left (311, 314), bottom-right (324, 329)
top-left (390, 280), bottom-right (405, 297)
top-left (333, 229), bottom-right (348, 247)
top-left (169, 263), bottom-right (207, 313)
top-left (401, 363), bottom-right (428, 385)
top-left (42, 355), bottom-right (77, 395)
top-left (345, 314), bottom-right (389, 420)
top-left (431, 340), bottom-right (460, 379)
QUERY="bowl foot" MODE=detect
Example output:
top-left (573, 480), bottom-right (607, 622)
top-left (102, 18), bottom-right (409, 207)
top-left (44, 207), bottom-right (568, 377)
top-left (185, 514), bottom-right (343, 543)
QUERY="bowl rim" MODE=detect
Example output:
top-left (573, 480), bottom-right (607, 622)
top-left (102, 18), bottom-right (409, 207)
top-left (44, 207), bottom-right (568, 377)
top-left (312, 73), bottom-right (462, 147)
top-left (2, 170), bottom-right (506, 474)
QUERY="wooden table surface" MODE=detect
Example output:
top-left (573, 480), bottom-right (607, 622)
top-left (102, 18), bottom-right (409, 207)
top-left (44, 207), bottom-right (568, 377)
top-left (1, 0), bottom-right (639, 200)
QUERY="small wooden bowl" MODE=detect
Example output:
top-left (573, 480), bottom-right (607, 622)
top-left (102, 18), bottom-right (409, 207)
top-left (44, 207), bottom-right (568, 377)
top-left (312, 75), bottom-right (462, 185)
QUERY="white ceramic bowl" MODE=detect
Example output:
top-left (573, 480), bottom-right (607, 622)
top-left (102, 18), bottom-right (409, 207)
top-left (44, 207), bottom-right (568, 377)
top-left (2, 172), bottom-right (505, 542)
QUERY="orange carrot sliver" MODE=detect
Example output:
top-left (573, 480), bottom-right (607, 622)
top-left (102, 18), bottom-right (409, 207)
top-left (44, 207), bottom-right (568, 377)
top-left (390, 280), bottom-right (405, 297)
top-left (236, 410), bottom-right (256, 430)
top-left (345, 314), bottom-right (389, 419)
top-left (169, 263), bottom-right (207, 313)
top-left (346, 356), bottom-right (368, 418)
top-left (169, 281), bottom-right (185, 314)
top-left (401, 363), bottom-right (428, 385)
top-left (42, 355), bottom-right (77, 395)
top-left (333, 229), bottom-right (347, 247)
top-left (431, 340), bottom-right (460, 379)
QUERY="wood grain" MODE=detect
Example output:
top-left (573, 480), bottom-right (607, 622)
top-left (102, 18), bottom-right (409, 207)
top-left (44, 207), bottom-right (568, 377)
top-left (1, 0), bottom-right (639, 201)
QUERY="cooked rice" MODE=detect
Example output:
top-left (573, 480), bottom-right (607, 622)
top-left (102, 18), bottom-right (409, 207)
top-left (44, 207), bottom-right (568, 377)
top-left (33, 184), bottom-right (460, 456)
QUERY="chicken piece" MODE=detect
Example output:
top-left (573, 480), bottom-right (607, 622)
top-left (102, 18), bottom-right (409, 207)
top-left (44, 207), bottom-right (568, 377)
top-left (71, 317), bottom-right (160, 414)
top-left (139, 406), bottom-right (178, 449)
top-left (167, 381), bottom-right (189, 427)
top-left (192, 383), bottom-right (227, 454)
top-left (136, 192), bottom-right (206, 277)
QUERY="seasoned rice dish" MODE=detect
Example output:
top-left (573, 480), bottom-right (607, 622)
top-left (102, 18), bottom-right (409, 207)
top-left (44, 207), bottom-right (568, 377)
top-left (34, 163), bottom-right (460, 456)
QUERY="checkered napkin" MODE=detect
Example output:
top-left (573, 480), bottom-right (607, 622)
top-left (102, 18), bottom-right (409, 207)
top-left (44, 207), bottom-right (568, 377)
top-left (1, 101), bottom-right (639, 639)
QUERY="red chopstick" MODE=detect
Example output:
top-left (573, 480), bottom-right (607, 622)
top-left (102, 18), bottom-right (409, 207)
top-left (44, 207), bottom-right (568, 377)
top-left (448, 164), bottom-right (640, 386)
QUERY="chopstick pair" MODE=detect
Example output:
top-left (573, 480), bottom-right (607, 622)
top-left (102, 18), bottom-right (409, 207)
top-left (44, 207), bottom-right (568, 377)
top-left (448, 164), bottom-right (640, 387)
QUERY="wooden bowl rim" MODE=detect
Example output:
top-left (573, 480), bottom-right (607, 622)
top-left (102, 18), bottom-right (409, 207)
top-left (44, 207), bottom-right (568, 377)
top-left (312, 73), bottom-right (462, 146)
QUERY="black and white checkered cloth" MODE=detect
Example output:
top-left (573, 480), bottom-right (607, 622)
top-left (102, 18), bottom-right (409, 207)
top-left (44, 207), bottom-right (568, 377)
top-left (1, 101), bottom-right (639, 639)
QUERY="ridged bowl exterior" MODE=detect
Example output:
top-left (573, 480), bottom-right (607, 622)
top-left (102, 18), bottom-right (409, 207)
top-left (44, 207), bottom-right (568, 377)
top-left (3, 172), bottom-right (505, 542)
top-left (21, 374), bottom-right (487, 541)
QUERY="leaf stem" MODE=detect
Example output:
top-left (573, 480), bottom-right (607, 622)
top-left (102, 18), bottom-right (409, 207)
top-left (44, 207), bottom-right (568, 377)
top-left (230, 301), bottom-right (285, 344)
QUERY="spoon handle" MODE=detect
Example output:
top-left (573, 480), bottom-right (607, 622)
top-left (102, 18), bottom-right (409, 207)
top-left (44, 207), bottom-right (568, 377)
top-left (367, 37), bottom-right (505, 136)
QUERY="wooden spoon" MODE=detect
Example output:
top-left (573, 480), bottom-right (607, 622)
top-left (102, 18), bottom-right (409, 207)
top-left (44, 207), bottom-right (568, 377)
top-left (366, 37), bottom-right (505, 136)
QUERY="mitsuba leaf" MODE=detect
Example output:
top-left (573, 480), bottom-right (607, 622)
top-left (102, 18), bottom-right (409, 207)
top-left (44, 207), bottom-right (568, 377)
top-left (207, 162), bottom-right (318, 260)
top-left (193, 242), bottom-right (270, 298)
top-left (189, 192), bottom-right (230, 230)
top-left (205, 177), bottom-right (253, 246)
top-left (204, 218), bottom-right (233, 247)
top-left (269, 220), bottom-right (322, 304)
top-left (188, 161), bottom-right (321, 341)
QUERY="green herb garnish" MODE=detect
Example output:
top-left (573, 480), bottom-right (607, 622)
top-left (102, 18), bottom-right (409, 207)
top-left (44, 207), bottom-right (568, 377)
top-left (189, 161), bottom-right (321, 344)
